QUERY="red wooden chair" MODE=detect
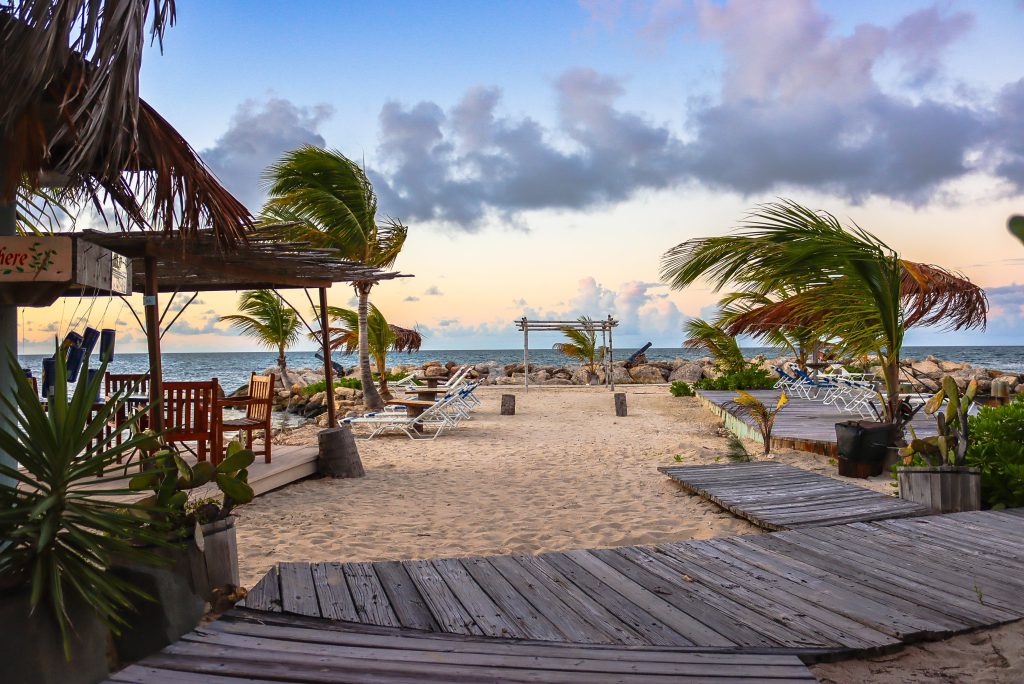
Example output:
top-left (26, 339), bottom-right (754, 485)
top-left (104, 372), bottom-right (152, 449)
top-left (162, 379), bottom-right (221, 463)
top-left (217, 372), bottom-right (275, 464)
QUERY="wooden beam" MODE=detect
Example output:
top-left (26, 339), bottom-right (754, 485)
top-left (319, 288), bottom-right (336, 428)
top-left (144, 255), bottom-right (164, 434)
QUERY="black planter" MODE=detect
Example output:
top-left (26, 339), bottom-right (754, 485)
top-left (0, 589), bottom-right (109, 684)
top-left (835, 421), bottom-right (899, 478)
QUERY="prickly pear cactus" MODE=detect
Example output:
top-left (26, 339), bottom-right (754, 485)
top-left (899, 376), bottom-right (975, 467)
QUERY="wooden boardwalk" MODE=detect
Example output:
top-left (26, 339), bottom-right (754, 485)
top-left (658, 461), bottom-right (927, 530)
top-left (108, 608), bottom-right (816, 683)
top-left (697, 390), bottom-right (937, 456)
top-left (243, 510), bottom-right (1024, 662)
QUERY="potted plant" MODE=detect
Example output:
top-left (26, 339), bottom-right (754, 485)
top-left (896, 376), bottom-right (981, 513)
top-left (112, 438), bottom-right (255, 661)
top-left (0, 354), bottom-right (171, 684)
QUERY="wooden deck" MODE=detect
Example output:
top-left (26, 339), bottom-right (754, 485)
top-left (242, 510), bottom-right (1024, 662)
top-left (658, 461), bottom-right (927, 530)
top-left (697, 390), bottom-right (937, 456)
top-left (74, 443), bottom-right (318, 503)
top-left (108, 608), bottom-right (816, 683)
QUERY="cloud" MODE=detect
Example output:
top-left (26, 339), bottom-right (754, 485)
top-left (169, 317), bottom-right (224, 336)
top-left (403, 295), bottom-right (420, 302)
top-left (424, 286), bottom-right (444, 296)
top-left (202, 97), bottom-right (334, 210)
top-left (370, 2), bottom-right (1021, 229)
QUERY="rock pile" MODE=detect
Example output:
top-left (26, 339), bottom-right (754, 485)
top-left (252, 354), bottom-right (1022, 424)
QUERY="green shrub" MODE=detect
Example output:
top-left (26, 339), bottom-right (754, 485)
top-left (302, 376), bottom-right (362, 395)
top-left (966, 398), bottom-right (1024, 509)
top-left (670, 381), bottom-right (694, 397)
top-left (694, 367), bottom-right (776, 391)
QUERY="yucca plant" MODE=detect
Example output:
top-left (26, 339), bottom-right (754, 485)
top-left (553, 316), bottom-right (605, 380)
top-left (0, 351), bottom-right (171, 658)
top-left (726, 390), bottom-right (789, 457)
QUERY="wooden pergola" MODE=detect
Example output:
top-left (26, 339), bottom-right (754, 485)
top-left (514, 316), bottom-right (619, 391)
top-left (64, 228), bottom-right (411, 431)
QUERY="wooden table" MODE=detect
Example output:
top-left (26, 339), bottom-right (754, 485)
top-left (402, 387), bottom-right (442, 403)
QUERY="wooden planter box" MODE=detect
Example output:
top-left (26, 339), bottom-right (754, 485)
top-left (0, 589), bottom-right (109, 684)
top-left (897, 466), bottom-right (981, 514)
top-left (111, 516), bottom-right (238, 663)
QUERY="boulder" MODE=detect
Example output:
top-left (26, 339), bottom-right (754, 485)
top-left (939, 360), bottom-right (966, 373)
top-left (334, 387), bottom-right (358, 399)
top-left (597, 366), bottom-right (634, 385)
top-left (532, 370), bottom-right (550, 383)
top-left (994, 374), bottom-right (1021, 388)
top-left (543, 378), bottom-right (573, 385)
top-left (423, 365), bottom-right (447, 379)
top-left (669, 363), bottom-right (703, 383)
top-left (911, 360), bottom-right (942, 377)
top-left (307, 391), bottom-right (326, 409)
top-left (572, 367), bottom-right (599, 385)
top-left (629, 365), bottom-right (667, 384)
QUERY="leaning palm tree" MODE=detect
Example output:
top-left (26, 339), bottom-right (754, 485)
top-left (661, 200), bottom-right (988, 429)
top-left (715, 290), bottom-right (822, 370)
top-left (553, 316), bottom-right (605, 383)
top-left (319, 304), bottom-right (422, 399)
top-left (261, 146), bottom-right (407, 409)
top-left (220, 290), bottom-right (301, 382)
top-left (682, 318), bottom-right (746, 375)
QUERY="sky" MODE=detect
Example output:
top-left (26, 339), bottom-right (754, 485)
top-left (19, 0), bottom-right (1024, 353)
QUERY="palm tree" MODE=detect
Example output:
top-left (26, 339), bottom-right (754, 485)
top-left (319, 304), bottom-right (422, 399)
top-left (553, 316), bottom-right (605, 382)
top-left (261, 146), bottom-right (407, 409)
top-left (715, 290), bottom-right (822, 370)
top-left (220, 290), bottom-right (300, 382)
top-left (682, 318), bottom-right (746, 375)
top-left (661, 200), bottom-right (988, 428)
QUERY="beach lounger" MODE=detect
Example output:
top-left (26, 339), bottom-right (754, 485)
top-left (342, 394), bottom-right (461, 439)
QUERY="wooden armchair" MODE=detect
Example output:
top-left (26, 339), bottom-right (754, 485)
top-left (162, 379), bottom-right (221, 463)
top-left (218, 373), bottom-right (275, 464)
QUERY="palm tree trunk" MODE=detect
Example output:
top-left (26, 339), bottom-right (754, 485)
top-left (277, 344), bottom-right (290, 386)
top-left (376, 354), bottom-right (392, 400)
top-left (882, 356), bottom-right (902, 428)
top-left (356, 282), bottom-right (384, 409)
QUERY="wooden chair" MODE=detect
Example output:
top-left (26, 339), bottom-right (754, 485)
top-left (105, 372), bottom-right (150, 397)
top-left (218, 372), bottom-right (275, 464)
top-left (162, 379), bottom-right (221, 463)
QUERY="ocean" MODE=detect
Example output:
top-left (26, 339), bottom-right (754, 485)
top-left (18, 346), bottom-right (1024, 395)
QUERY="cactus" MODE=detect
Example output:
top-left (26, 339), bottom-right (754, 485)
top-left (130, 434), bottom-right (255, 534)
top-left (899, 376), bottom-right (976, 467)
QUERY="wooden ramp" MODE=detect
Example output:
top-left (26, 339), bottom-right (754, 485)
top-left (697, 390), bottom-right (937, 456)
top-left (658, 461), bottom-right (927, 530)
top-left (243, 510), bottom-right (1024, 662)
top-left (108, 608), bottom-right (816, 683)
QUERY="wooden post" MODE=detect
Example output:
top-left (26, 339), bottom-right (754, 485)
top-left (144, 254), bottom-right (164, 434)
top-left (601, 326), bottom-right (608, 387)
top-left (614, 392), bottom-right (627, 417)
top-left (522, 317), bottom-right (529, 392)
top-left (319, 287), bottom-right (336, 428)
top-left (0, 202), bottom-right (16, 484)
top-left (607, 316), bottom-right (615, 391)
top-left (317, 426), bottom-right (365, 478)
top-left (500, 394), bottom-right (516, 415)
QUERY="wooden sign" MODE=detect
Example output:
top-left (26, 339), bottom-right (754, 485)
top-left (0, 236), bottom-right (132, 306)
top-left (0, 236), bottom-right (72, 281)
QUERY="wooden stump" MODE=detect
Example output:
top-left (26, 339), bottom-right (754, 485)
top-left (614, 393), bottom-right (627, 417)
top-left (500, 394), bottom-right (516, 415)
top-left (318, 426), bottom-right (365, 478)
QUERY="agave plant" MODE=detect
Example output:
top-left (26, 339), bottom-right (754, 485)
top-left (900, 376), bottom-right (976, 467)
top-left (553, 316), bottom-right (605, 379)
top-left (0, 351), bottom-right (171, 658)
top-left (726, 390), bottom-right (789, 457)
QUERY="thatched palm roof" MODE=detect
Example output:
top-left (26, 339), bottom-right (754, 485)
top-left (1, 1), bottom-right (251, 246)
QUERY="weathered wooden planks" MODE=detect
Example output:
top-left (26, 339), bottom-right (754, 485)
top-left (246, 509), bottom-right (1024, 663)
top-left (658, 461), bottom-right (927, 530)
top-left (696, 389), bottom-right (937, 456)
top-left (108, 608), bottom-right (817, 683)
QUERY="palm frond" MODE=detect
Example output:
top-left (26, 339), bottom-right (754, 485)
top-left (219, 290), bottom-right (300, 351)
top-left (683, 318), bottom-right (745, 372)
